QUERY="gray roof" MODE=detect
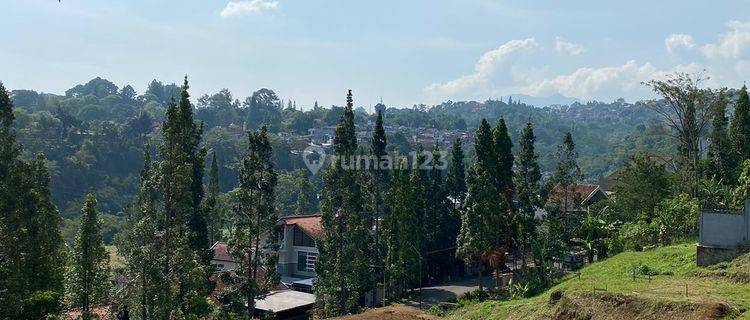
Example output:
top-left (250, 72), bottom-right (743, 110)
top-left (254, 290), bottom-right (316, 313)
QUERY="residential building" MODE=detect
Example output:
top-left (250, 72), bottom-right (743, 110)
top-left (546, 183), bottom-right (608, 214)
top-left (276, 214), bottom-right (322, 281)
top-left (210, 241), bottom-right (239, 271)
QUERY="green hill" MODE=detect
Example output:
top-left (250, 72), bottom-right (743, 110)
top-left (448, 243), bottom-right (750, 320)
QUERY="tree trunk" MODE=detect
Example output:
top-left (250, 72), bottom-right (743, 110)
top-left (249, 211), bottom-right (261, 320)
top-left (338, 218), bottom-right (346, 315)
top-left (141, 272), bottom-right (147, 320)
top-left (477, 262), bottom-right (483, 291)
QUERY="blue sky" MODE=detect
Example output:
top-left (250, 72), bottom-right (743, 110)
top-left (2, 0), bottom-right (750, 108)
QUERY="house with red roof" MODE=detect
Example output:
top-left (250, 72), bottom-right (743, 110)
top-left (276, 214), bottom-right (322, 290)
top-left (208, 214), bottom-right (323, 293)
top-left (210, 241), bottom-right (239, 271)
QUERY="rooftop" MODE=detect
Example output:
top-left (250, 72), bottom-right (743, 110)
top-left (254, 290), bottom-right (316, 313)
top-left (279, 214), bottom-right (323, 240)
top-left (210, 241), bottom-right (234, 262)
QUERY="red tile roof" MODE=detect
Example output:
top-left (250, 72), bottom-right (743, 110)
top-left (211, 241), bottom-right (234, 262)
top-left (279, 214), bottom-right (323, 240)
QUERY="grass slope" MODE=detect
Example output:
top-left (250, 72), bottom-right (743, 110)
top-left (448, 243), bottom-right (750, 320)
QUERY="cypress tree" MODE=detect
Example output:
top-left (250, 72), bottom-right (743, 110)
top-left (229, 125), bottom-right (278, 319)
top-left (316, 90), bottom-right (370, 316)
top-left (426, 145), bottom-right (456, 280)
top-left (382, 158), bottom-right (420, 298)
top-left (457, 119), bottom-right (501, 290)
top-left (293, 170), bottom-right (315, 216)
top-left (0, 84), bottom-right (65, 317)
top-left (68, 193), bottom-right (110, 318)
top-left (177, 77), bottom-right (209, 257)
top-left (488, 118), bottom-right (515, 285)
top-left (0, 81), bottom-right (18, 178)
top-left (514, 123), bottom-right (542, 265)
top-left (368, 109), bottom-right (388, 304)
top-left (205, 152), bottom-right (221, 244)
top-left (493, 118), bottom-right (514, 199)
top-left (445, 138), bottom-right (467, 206)
top-left (708, 90), bottom-right (733, 183)
top-left (28, 153), bottom-right (66, 295)
top-left (553, 132), bottom-right (582, 212)
top-left (730, 85), bottom-right (750, 174)
top-left (118, 148), bottom-right (172, 319)
top-left (0, 81), bottom-right (20, 317)
top-left (155, 77), bottom-right (211, 317)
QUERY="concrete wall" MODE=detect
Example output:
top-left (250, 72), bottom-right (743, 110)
top-left (699, 212), bottom-right (747, 247)
top-left (697, 202), bottom-right (750, 266)
top-left (697, 244), bottom-right (750, 267)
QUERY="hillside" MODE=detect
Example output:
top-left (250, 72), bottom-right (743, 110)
top-left (447, 244), bottom-right (750, 320)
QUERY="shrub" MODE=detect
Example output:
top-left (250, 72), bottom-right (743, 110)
top-left (618, 221), bottom-right (658, 251)
top-left (22, 290), bottom-right (63, 319)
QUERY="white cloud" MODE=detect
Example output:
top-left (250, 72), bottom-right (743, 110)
top-left (665, 34), bottom-right (695, 53)
top-left (220, 0), bottom-right (278, 17)
top-left (424, 38), bottom-right (538, 95)
top-left (519, 60), bottom-right (658, 99)
top-left (555, 37), bottom-right (586, 56)
top-left (700, 20), bottom-right (750, 59)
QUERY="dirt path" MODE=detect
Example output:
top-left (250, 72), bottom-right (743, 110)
top-left (330, 305), bottom-right (438, 320)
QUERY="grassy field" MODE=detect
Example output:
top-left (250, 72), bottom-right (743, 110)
top-left (447, 243), bottom-right (750, 320)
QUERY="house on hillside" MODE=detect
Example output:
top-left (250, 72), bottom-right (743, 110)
top-left (208, 214), bottom-right (323, 293)
top-left (210, 242), bottom-right (239, 271)
top-left (277, 214), bottom-right (322, 292)
top-left (546, 183), bottom-right (608, 214)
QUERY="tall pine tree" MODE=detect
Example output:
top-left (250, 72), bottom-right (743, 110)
top-left (708, 90), bottom-right (733, 183)
top-left (67, 193), bottom-right (110, 318)
top-left (457, 119), bottom-right (500, 290)
top-left (514, 123), bottom-right (542, 266)
top-left (368, 108), bottom-right (388, 304)
top-left (0, 84), bottom-right (65, 317)
top-left (229, 125), bottom-right (278, 319)
top-left (553, 132), bottom-right (582, 212)
top-left (315, 90), bottom-right (371, 316)
top-left (118, 147), bottom-right (173, 319)
top-left (445, 138), bottom-right (467, 207)
top-left (151, 76), bottom-right (212, 317)
top-left (730, 85), bottom-right (750, 175)
top-left (205, 152), bottom-right (222, 245)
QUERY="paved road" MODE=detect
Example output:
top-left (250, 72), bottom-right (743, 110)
top-left (405, 276), bottom-right (491, 309)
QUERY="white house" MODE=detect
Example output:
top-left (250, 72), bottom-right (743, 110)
top-left (209, 214), bottom-right (323, 292)
top-left (276, 214), bottom-right (321, 280)
top-left (210, 241), bottom-right (239, 271)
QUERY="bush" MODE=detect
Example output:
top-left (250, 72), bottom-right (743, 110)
top-left (513, 266), bottom-right (551, 297)
top-left (654, 194), bottom-right (699, 245)
top-left (549, 290), bottom-right (564, 305)
top-left (618, 221), bottom-right (658, 251)
top-left (22, 290), bottom-right (63, 319)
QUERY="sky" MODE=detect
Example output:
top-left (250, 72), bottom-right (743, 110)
top-left (2, 0), bottom-right (750, 109)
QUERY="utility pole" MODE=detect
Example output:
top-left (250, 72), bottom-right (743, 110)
top-left (407, 243), bottom-right (423, 309)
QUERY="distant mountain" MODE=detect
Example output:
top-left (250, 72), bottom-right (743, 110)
top-left (507, 93), bottom-right (582, 107)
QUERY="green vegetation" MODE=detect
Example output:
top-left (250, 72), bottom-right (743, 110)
top-left (5, 70), bottom-right (750, 319)
top-left (449, 243), bottom-right (750, 319)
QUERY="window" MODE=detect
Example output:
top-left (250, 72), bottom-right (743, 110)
top-left (297, 251), bottom-right (317, 272)
top-left (293, 226), bottom-right (316, 247)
